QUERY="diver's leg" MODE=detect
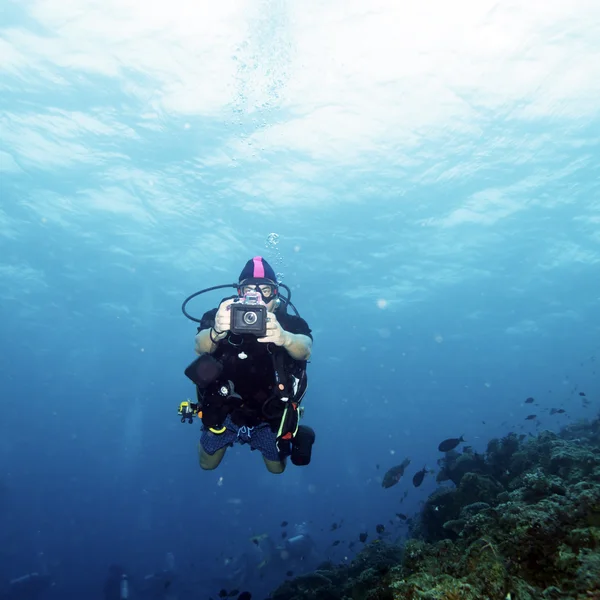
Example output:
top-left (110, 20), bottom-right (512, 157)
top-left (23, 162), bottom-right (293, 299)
top-left (262, 455), bottom-right (286, 474)
top-left (198, 442), bottom-right (227, 470)
top-left (252, 427), bottom-right (286, 474)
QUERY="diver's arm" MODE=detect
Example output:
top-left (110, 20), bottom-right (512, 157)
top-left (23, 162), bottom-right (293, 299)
top-left (195, 301), bottom-right (233, 354)
top-left (194, 328), bottom-right (226, 354)
top-left (283, 333), bottom-right (312, 361)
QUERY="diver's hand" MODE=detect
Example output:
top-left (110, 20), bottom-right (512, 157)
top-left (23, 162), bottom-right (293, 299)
top-left (257, 312), bottom-right (290, 347)
top-left (213, 298), bottom-right (236, 340)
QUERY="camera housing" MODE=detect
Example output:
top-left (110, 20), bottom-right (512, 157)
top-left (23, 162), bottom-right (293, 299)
top-left (230, 291), bottom-right (267, 336)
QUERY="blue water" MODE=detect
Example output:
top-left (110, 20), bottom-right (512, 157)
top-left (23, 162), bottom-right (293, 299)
top-left (1, 1), bottom-right (599, 597)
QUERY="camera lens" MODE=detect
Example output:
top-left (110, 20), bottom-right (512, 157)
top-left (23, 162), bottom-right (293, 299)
top-left (243, 311), bottom-right (258, 325)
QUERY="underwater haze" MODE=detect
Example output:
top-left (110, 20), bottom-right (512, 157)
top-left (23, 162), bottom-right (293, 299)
top-left (1, 0), bottom-right (599, 598)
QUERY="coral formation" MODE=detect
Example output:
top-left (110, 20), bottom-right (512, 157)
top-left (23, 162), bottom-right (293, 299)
top-left (270, 410), bottom-right (600, 600)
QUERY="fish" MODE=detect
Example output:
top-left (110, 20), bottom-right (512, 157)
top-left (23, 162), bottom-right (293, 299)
top-left (579, 392), bottom-right (586, 397)
top-left (376, 524), bottom-right (385, 534)
top-left (359, 532), bottom-right (368, 543)
top-left (438, 436), bottom-right (464, 452)
top-left (237, 593), bottom-right (252, 600)
top-left (550, 408), bottom-right (566, 415)
top-left (412, 467), bottom-right (429, 488)
top-left (332, 540), bottom-right (341, 546)
top-left (382, 457), bottom-right (411, 488)
top-left (396, 513), bottom-right (408, 520)
top-left (525, 414), bottom-right (536, 420)
top-left (250, 533), bottom-right (269, 547)
top-left (218, 590), bottom-right (228, 598)
top-left (525, 397), bottom-right (535, 404)
top-left (280, 521), bottom-right (288, 527)
top-left (281, 532), bottom-right (287, 539)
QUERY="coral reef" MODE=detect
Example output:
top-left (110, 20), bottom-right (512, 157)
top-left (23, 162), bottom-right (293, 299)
top-left (269, 411), bottom-right (600, 600)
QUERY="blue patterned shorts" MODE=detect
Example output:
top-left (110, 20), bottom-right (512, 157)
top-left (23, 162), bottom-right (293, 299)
top-left (200, 415), bottom-right (281, 462)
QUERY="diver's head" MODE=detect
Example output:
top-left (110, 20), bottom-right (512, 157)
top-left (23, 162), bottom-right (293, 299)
top-left (293, 521), bottom-right (309, 536)
top-left (238, 256), bottom-right (280, 311)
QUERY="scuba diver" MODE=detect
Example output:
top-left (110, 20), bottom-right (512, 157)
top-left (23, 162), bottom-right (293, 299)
top-left (0, 572), bottom-right (53, 600)
top-left (251, 524), bottom-right (318, 581)
top-left (180, 256), bottom-right (316, 474)
top-left (138, 552), bottom-right (177, 599)
top-left (102, 564), bottom-right (130, 600)
top-left (1, 552), bottom-right (53, 600)
top-left (283, 528), bottom-right (317, 566)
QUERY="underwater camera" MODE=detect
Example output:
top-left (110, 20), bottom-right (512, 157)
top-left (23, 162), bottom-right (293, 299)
top-left (230, 291), bottom-right (267, 336)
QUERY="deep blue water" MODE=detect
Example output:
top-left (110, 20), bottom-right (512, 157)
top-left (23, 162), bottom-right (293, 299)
top-left (1, 1), bottom-right (599, 598)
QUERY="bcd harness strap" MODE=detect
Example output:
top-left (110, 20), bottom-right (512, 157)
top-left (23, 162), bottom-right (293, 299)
top-left (179, 345), bottom-right (307, 441)
top-left (269, 349), bottom-right (307, 444)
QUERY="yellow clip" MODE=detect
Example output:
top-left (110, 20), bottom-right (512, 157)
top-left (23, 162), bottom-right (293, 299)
top-left (178, 401), bottom-right (190, 415)
top-left (209, 426), bottom-right (227, 434)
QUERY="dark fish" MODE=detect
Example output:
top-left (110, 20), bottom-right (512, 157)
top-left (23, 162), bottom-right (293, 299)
top-left (219, 590), bottom-right (228, 598)
top-left (525, 414), bottom-right (536, 420)
top-left (359, 532), bottom-right (368, 543)
top-left (164, 581), bottom-right (171, 589)
top-left (438, 436), bottom-right (464, 452)
top-left (237, 593), bottom-right (252, 600)
top-left (252, 539), bottom-right (259, 546)
top-left (412, 467), bottom-right (428, 488)
top-left (332, 540), bottom-right (341, 546)
top-left (579, 392), bottom-right (586, 397)
top-left (286, 571), bottom-right (294, 577)
top-left (376, 464), bottom-right (380, 470)
top-left (375, 524), bottom-right (385, 534)
top-left (280, 521), bottom-right (288, 527)
top-left (281, 532), bottom-right (287, 539)
top-left (525, 397), bottom-right (535, 404)
top-left (396, 513), bottom-right (408, 520)
top-left (382, 457), bottom-right (411, 488)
